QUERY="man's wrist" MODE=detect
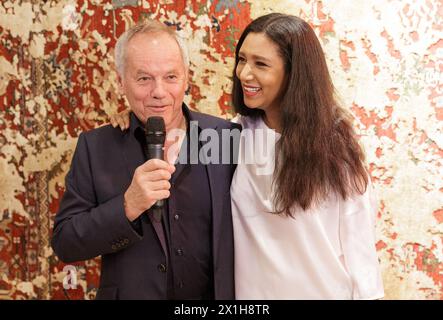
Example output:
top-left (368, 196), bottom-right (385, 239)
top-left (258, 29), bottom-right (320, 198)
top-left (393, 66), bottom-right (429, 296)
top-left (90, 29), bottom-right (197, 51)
top-left (123, 195), bottom-right (138, 222)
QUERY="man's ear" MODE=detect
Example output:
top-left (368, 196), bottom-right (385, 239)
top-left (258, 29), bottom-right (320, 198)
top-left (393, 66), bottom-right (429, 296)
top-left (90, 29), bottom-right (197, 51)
top-left (185, 67), bottom-right (190, 94)
top-left (117, 73), bottom-right (124, 95)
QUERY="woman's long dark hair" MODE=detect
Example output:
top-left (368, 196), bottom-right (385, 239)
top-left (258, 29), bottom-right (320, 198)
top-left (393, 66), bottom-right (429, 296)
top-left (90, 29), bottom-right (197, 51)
top-left (232, 13), bottom-right (368, 216)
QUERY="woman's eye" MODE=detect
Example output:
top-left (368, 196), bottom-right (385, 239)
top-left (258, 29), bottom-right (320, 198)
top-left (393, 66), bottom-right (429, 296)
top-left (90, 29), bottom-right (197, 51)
top-left (238, 57), bottom-right (246, 63)
top-left (256, 61), bottom-right (268, 67)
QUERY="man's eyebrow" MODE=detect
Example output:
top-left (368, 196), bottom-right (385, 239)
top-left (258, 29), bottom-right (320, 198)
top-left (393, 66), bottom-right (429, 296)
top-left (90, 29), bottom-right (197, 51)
top-left (165, 69), bottom-right (181, 74)
top-left (135, 69), bottom-right (181, 76)
top-left (135, 70), bottom-right (150, 76)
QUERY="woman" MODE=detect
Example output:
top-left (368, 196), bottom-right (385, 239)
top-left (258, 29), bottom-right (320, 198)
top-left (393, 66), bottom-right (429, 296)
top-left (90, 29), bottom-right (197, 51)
top-left (230, 13), bottom-right (383, 300)
top-left (110, 13), bottom-right (384, 300)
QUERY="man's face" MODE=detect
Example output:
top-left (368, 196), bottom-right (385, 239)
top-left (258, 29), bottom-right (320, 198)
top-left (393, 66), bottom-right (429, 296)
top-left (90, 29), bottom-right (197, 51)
top-left (118, 32), bottom-right (188, 129)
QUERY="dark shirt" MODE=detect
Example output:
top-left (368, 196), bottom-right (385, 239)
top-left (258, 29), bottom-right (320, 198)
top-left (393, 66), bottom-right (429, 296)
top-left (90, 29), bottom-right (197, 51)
top-left (130, 107), bottom-right (213, 299)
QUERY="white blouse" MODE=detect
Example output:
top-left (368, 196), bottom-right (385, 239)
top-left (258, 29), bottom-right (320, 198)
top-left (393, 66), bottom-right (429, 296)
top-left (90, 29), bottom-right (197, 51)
top-left (231, 115), bottom-right (384, 300)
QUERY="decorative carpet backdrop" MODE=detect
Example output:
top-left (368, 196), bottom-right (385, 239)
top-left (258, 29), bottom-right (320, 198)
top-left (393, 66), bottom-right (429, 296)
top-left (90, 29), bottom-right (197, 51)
top-left (0, 0), bottom-right (441, 300)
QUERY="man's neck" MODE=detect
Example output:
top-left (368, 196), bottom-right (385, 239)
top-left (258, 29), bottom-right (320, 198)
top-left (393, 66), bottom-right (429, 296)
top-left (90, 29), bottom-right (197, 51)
top-left (166, 112), bottom-right (187, 133)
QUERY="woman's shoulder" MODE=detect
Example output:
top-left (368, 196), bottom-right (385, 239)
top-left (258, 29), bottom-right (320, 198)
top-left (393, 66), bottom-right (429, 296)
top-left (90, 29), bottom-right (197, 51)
top-left (338, 177), bottom-right (378, 218)
top-left (230, 114), bottom-right (243, 124)
top-left (231, 114), bottom-right (262, 129)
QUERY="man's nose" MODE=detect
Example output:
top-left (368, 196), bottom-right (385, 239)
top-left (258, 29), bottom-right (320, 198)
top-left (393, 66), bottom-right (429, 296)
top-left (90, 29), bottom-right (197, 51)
top-left (151, 80), bottom-right (167, 99)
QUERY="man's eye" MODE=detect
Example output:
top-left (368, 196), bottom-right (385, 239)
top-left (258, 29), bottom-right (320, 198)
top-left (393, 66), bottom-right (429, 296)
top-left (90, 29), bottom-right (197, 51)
top-left (138, 77), bottom-right (150, 81)
top-left (167, 75), bottom-right (177, 80)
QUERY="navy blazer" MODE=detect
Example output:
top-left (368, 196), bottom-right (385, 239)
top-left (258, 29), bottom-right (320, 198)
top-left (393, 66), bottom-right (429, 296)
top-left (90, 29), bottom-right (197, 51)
top-left (51, 106), bottom-right (241, 300)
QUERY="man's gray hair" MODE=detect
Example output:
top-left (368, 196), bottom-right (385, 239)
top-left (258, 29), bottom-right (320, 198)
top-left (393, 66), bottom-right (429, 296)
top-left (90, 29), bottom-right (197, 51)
top-left (114, 20), bottom-right (189, 76)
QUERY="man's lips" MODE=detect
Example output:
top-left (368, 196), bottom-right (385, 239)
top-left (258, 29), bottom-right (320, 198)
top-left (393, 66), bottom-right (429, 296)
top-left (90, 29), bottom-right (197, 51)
top-left (146, 105), bottom-right (169, 112)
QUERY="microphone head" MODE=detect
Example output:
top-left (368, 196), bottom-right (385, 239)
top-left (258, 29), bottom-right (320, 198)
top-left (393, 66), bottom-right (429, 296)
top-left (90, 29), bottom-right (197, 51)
top-left (145, 116), bottom-right (166, 145)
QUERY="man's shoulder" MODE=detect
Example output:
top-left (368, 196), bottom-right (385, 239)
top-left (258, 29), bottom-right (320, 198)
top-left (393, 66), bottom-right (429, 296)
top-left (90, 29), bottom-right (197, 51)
top-left (78, 124), bottom-right (125, 148)
top-left (81, 123), bottom-right (123, 139)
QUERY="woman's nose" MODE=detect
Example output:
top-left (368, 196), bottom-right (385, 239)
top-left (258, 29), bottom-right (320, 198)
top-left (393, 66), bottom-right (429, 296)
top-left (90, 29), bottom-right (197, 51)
top-left (238, 63), bottom-right (254, 81)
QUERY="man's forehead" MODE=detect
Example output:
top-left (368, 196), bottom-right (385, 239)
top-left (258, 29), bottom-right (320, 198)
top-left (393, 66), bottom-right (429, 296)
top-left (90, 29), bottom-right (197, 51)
top-left (134, 66), bottom-right (184, 75)
top-left (128, 31), bottom-right (178, 50)
top-left (126, 33), bottom-right (182, 60)
top-left (126, 54), bottom-right (185, 71)
top-left (125, 56), bottom-right (187, 78)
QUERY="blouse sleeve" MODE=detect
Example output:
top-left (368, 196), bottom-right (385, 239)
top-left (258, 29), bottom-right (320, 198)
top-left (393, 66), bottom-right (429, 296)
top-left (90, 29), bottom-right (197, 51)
top-left (339, 180), bottom-right (385, 299)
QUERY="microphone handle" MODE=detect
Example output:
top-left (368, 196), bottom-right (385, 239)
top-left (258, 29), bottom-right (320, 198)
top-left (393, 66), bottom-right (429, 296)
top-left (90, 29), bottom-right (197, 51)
top-left (146, 144), bottom-right (165, 208)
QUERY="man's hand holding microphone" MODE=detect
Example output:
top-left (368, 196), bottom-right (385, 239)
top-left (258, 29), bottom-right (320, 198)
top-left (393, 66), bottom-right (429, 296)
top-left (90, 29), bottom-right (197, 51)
top-left (123, 117), bottom-right (174, 222)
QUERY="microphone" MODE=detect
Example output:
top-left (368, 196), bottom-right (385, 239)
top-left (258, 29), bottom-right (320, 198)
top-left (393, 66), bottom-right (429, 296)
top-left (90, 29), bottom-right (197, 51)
top-left (145, 116), bottom-right (166, 209)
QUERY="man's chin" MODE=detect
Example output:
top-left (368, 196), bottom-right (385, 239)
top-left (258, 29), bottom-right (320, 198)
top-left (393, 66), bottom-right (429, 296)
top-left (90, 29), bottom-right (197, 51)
top-left (133, 111), bottom-right (167, 123)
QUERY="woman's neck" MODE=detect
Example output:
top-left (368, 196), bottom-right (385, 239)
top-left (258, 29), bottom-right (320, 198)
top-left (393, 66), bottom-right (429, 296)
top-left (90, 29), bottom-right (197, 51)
top-left (263, 108), bottom-right (282, 133)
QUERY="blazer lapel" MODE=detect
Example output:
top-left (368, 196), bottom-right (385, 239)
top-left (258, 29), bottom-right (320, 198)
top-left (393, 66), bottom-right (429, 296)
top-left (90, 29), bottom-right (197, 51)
top-left (121, 131), bottom-right (145, 181)
top-left (189, 110), bottom-right (224, 267)
top-left (204, 148), bottom-right (224, 268)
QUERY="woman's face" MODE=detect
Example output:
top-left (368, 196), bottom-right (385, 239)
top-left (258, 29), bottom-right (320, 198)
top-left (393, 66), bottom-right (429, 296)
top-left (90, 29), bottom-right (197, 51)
top-left (236, 32), bottom-right (286, 113)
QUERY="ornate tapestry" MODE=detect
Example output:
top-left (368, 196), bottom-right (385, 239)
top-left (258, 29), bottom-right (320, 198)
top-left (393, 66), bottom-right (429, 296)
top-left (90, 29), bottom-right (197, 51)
top-left (0, 0), bottom-right (441, 299)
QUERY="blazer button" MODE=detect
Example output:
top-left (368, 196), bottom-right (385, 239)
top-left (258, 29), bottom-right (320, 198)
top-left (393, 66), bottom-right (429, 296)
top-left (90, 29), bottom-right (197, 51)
top-left (111, 244), bottom-right (117, 250)
top-left (176, 248), bottom-right (183, 256)
top-left (158, 263), bottom-right (167, 273)
top-left (174, 214), bottom-right (180, 220)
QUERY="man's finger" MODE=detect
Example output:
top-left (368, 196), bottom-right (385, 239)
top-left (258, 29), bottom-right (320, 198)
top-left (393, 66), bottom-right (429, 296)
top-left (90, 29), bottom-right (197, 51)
top-left (141, 159), bottom-right (175, 173)
top-left (143, 169), bottom-right (173, 182)
top-left (123, 111), bottom-right (130, 129)
top-left (116, 117), bottom-right (125, 130)
top-left (110, 115), bottom-right (118, 128)
top-left (147, 180), bottom-right (171, 191)
top-left (149, 189), bottom-right (171, 201)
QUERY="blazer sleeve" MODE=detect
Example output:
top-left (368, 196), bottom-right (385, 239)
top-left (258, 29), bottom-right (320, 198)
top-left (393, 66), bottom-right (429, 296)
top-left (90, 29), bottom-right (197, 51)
top-left (51, 132), bottom-right (142, 263)
top-left (339, 180), bottom-right (385, 300)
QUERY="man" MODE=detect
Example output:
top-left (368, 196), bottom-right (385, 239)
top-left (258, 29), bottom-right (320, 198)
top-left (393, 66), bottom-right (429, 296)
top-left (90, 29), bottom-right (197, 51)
top-left (51, 20), bottom-right (239, 300)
